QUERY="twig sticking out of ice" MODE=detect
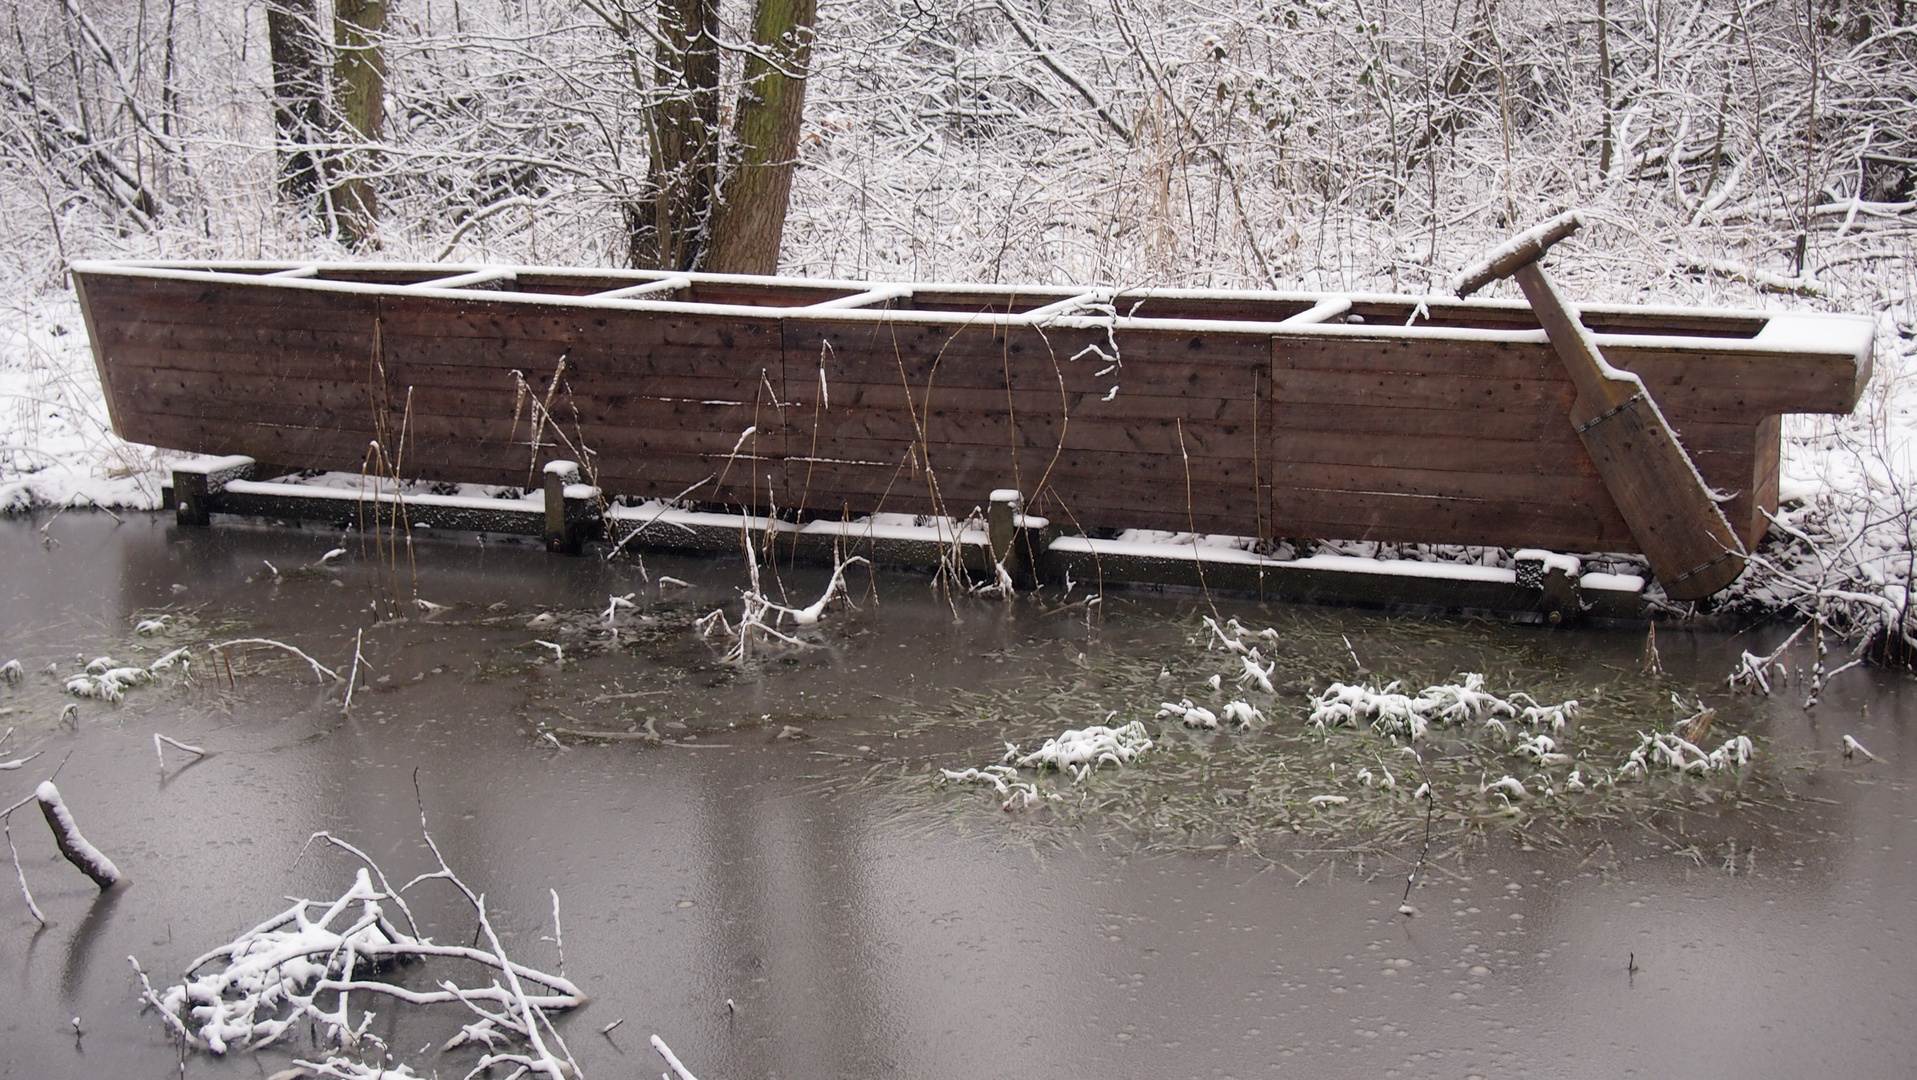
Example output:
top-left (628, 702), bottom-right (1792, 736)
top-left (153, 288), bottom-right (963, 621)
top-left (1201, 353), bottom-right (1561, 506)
top-left (702, 548), bottom-right (871, 663)
top-left (1729, 624), bottom-right (1806, 694)
top-left (1012, 721), bottom-right (1153, 780)
top-left (35, 781), bottom-right (122, 888)
top-left (1482, 775), bottom-right (1530, 801)
top-left (1513, 734), bottom-right (1572, 767)
top-left (947, 719), bottom-right (1156, 810)
top-left (653, 1035), bottom-right (701, 1080)
top-left (785, 555), bottom-right (871, 626)
top-left (603, 592), bottom-right (636, 621)
top-left (1198, 615), bottom-right (1276, 656)
top-left (154, 733), bottom-right (207, 770)
top-left (5, 810), bottom-right (46, 925)
top-left (1307, 674), bottom-right (1576, 741)
top-left (1238, 653), bottom-right (1276, 694)
top-left (1619, 732), bottom-right (1755, 778)
top-left (1512, 697), bottom-right (1579, 733)
top-left (1842, 734), bottom-right (1878, 761)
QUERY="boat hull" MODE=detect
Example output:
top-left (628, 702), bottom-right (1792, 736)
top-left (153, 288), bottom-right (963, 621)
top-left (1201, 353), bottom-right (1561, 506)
top-left (71, 261), bottom-right (1874, 557)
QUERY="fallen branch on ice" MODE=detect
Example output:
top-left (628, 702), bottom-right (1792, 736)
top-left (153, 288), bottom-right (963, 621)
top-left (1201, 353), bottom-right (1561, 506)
top-left (132, 829), bottom-right (581, 1073)
top-left (208, 639), bottom-right (341, 682)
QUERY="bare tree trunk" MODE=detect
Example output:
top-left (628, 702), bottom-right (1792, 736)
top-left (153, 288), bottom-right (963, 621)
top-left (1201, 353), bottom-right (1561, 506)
top-left (706, 0), bottom-right (816, 274)
top-left (1597, 0), bottom-right (1613, 177)
top-left (633, 0), bottom-right (721, 270)
top-left (332, 0), bottom-right (386, 249)
top-left (267, 0), bottom-right (324, 204)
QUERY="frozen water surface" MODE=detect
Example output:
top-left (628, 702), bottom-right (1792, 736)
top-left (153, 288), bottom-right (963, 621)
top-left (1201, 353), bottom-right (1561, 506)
top-left (0, 512), bottom-right (1912, 1079)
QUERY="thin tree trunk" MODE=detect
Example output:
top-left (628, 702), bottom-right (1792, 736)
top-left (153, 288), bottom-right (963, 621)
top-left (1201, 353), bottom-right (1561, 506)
top-left (1597, 0), bottom-right (1613, 178)
top-left (634, 0), bottom-right (721, 270)
top-left (706, 0), bottom-right (817, 274)
top-left (267, 0), bottom-right (324, 204)
top-left (332, 0), bottom-right (386, 249)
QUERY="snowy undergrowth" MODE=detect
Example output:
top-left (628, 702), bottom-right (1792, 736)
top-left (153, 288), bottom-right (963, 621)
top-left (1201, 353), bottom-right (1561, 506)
top-left (0, 293), bottom-right (171, 511)
top-left (1722, 318), bottom-right (1917, 658)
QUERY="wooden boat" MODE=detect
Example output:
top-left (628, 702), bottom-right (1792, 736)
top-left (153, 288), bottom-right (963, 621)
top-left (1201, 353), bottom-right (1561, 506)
top-left (71, 260), bottom-right (1873, 575)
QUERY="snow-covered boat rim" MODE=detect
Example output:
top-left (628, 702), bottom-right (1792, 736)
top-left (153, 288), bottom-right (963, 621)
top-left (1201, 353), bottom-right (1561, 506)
top-left (69, 259), bottom-right (1875, 357)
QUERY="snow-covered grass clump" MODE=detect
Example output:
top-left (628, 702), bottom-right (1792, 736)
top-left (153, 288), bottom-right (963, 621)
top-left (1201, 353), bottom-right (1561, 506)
top-left (1621, 732), bottom-right (1755, 778)
top-left (64, 663), bottom-right (152, 701)
top-left (1307, 673), bottom-right (1578, 741)
top-left (1011, 720), bottom-right (1153, 779)
top-left (941, 720), bottom-right (1155, 809)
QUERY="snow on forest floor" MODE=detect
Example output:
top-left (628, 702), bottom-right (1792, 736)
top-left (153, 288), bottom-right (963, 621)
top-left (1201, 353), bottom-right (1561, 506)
top-left (0, 294), bottom-right (172, 512)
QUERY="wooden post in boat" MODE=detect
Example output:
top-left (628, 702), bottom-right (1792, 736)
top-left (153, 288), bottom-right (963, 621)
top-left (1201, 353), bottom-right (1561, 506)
top-left (1456, 213), bottom-right (1747, 601)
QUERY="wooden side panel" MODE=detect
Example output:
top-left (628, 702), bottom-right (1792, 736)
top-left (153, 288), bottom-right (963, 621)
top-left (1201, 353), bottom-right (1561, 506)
top-left (80, 272), bottom-right (788, 505)
top-left (1268, 334), bottom-right (1774, 553)
top-left (782, 319), bottom-right (1269, 535)
top-left (76, 269), bottom-right (1835, 557)
top-left (371, 293), bottom-right (787, 504)
top-left (78, 273), bottom-right (381, 463)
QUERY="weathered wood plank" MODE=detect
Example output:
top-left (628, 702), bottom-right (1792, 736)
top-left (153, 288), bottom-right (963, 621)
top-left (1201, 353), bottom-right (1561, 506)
top-left (1269, 485), bottom-right (1637, 550)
